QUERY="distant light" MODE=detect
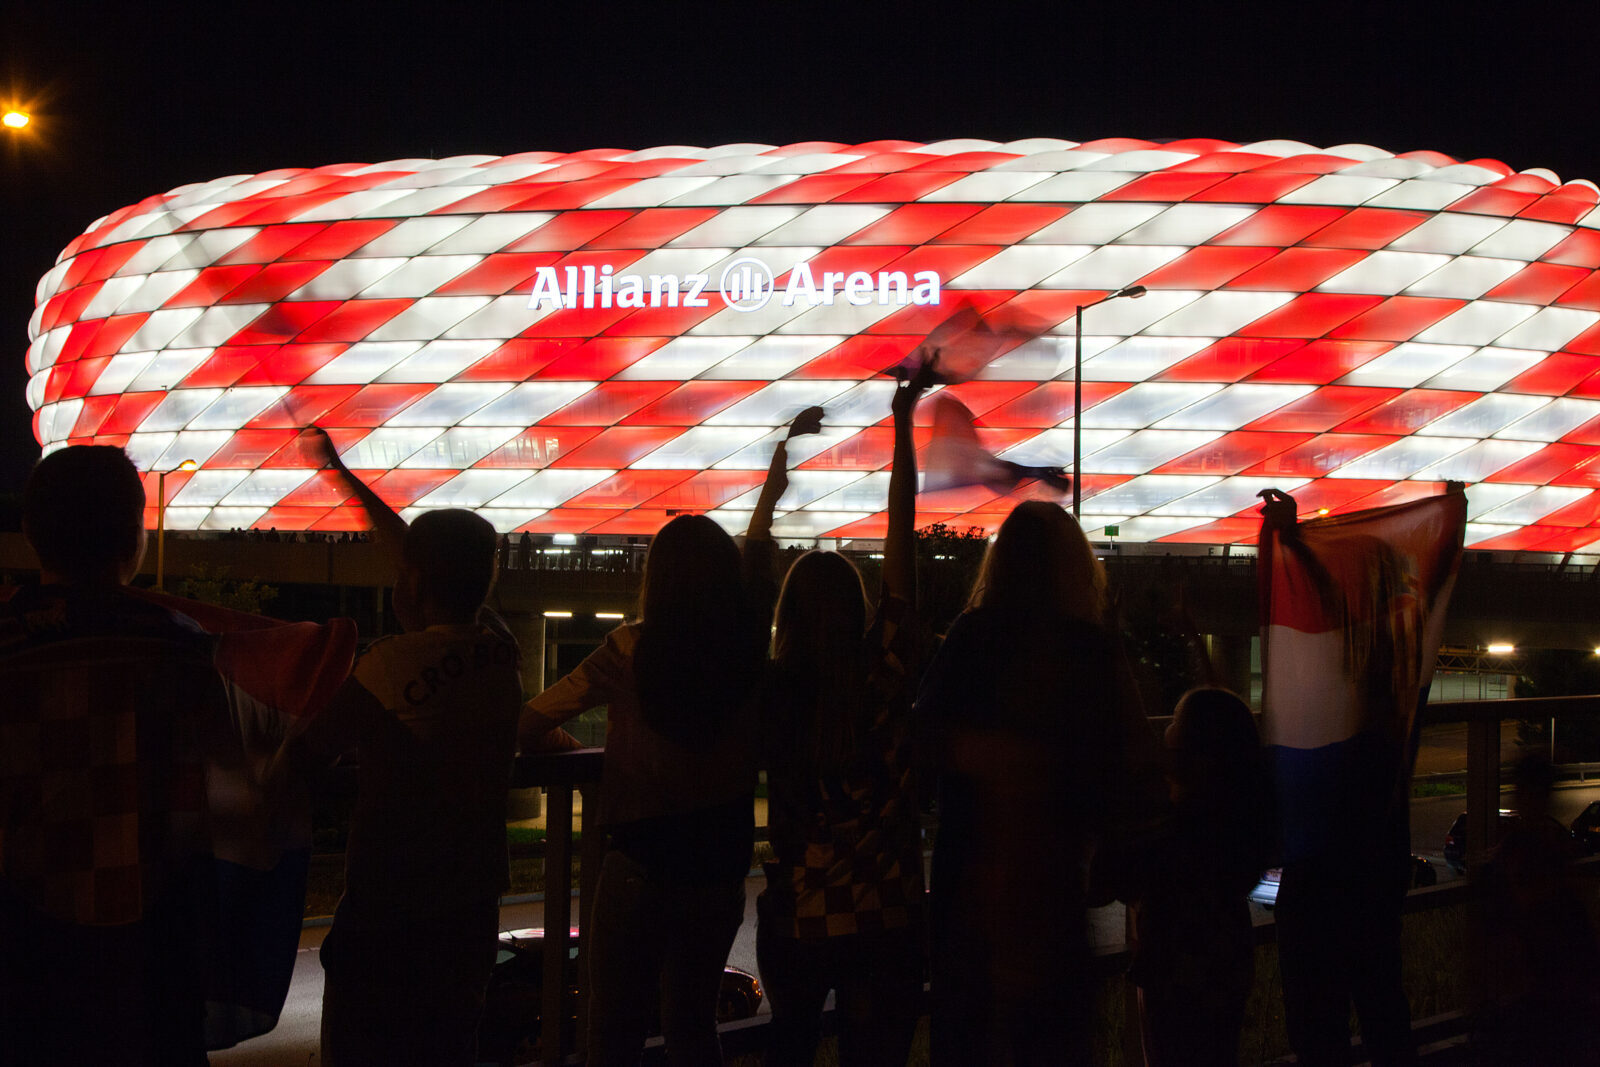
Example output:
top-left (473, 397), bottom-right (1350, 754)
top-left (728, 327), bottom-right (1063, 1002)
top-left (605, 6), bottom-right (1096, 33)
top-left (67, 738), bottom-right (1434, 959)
top-left (1486, 643), bottom-right (1515, 654)
top-left (542, 610), bottom-right (572, 618)
top-left (552, 533), bottom-right (577, 546)
top-left (595, 612), bottom-right (624, 620)
top-left (177, 458), bottom-right (197, 471)
top-left (1317, 507), bottom-right (1330, 516)
top-left (2, 111), bottom-right (28, 129)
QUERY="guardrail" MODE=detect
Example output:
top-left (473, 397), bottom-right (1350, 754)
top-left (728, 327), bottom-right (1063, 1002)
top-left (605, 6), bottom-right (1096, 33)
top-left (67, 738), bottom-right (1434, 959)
top-left (443, 693), bottom-right (1600, 1065)
top-left (508, 749), bottom-right (605, 1066)
top-left (1418, 694), bottom-right (1600, 872)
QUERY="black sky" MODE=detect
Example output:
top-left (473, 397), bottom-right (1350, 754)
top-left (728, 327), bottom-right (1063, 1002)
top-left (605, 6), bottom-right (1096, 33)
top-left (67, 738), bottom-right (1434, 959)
top-left (6, 1), bottom-right (1600, 491)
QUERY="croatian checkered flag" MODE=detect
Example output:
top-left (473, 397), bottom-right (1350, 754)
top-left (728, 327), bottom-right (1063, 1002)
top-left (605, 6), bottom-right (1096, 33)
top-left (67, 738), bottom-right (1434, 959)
top-left (131, 590), bottom-right (358, 1049)
top-left (1257, 486), bottom-right (1466, 861)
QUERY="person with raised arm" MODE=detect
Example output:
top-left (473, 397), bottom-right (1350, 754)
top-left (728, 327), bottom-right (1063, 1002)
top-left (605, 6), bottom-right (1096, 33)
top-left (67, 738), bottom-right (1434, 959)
top-left (297, 428), bottom-right (523, 1067)
top-left (516, 409), bottom-right (820, 1066)
top-left (755, 360), bottom-right (937, 1066)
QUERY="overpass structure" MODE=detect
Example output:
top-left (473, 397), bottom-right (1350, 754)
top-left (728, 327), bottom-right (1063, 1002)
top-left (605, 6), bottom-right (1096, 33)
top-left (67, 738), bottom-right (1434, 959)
top-left (2, 530), bottom-right (1591, 668)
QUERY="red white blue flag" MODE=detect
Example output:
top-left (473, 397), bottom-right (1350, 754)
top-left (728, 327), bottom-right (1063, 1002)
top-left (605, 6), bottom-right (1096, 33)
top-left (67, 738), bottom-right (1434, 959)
top-left (1258, 487), bottom-right (1467, 860)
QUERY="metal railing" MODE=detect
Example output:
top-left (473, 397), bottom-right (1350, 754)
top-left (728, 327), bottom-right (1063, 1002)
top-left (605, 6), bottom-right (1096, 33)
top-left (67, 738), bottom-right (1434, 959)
top-left (508, 693), bottom-right (1600, 1065)
top-left (507, 749), bottom-right (605, 1066)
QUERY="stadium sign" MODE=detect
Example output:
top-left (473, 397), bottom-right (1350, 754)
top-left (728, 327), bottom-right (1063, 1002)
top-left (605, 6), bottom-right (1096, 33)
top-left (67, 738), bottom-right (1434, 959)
top-left (526, 260), bottom-right (943, 313)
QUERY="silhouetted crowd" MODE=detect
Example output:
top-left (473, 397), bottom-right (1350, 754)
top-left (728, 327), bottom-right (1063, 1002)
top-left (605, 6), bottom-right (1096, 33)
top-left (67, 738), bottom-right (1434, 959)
top-left (211, 527), bottom-right (372, 543)
top-left (4, 361), bottom-right (1598, 1067)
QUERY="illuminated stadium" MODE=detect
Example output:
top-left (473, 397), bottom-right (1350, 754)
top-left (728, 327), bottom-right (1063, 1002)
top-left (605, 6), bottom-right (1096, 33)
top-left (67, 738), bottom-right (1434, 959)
top-left (23, 138), bottom-right (1600, 549)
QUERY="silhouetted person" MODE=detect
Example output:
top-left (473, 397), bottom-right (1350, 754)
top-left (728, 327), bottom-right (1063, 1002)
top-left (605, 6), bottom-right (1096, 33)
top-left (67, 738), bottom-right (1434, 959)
top-left (1130, 687), bottom-right (1273, 1067)
top-left (518, 503), bottom-right (772, 1064)
top-left (1269, 538), bottom-right (1424, 1067)
top-left (916, 500), bottom-right (1166, 1066)
top-left (757, 375), bottom-right (933, 1067)
top-left (1471, 752), bottom-right (1600, 1064)
top-left (0, 445), bottom-right (225, 1066)
top-left (299, 428), bottom-right (522, 1067)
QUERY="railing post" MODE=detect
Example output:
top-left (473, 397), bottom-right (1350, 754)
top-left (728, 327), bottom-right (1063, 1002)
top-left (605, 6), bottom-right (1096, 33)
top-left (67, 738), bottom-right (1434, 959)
top-left (541, 783), bottom-right (573, 1066)
top-left (576, 782), bottom-right (604, 1059)
top-left (1465, 705), bottom-right (1499, 872)
top-left (1122, 907), bottom-right (1142, 1067)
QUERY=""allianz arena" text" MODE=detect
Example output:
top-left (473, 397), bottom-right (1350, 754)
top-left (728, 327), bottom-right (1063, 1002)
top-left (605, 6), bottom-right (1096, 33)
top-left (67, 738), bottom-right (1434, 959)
top-left (526, 261), bottom-right (944, 313)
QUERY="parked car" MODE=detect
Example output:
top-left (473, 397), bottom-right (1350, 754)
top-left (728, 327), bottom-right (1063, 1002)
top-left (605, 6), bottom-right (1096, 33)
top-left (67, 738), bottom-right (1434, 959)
top-left (1444, 808), bottom-right (1577, 872)
top-left (475, 927), bottom-right (762, 1067)
top-left (1444, 809), bottom-right (1516, 873)
top-left (1571, 801), bottom-right (1600, 854)
top-left (1248, 855), bottom-right (1434, 908)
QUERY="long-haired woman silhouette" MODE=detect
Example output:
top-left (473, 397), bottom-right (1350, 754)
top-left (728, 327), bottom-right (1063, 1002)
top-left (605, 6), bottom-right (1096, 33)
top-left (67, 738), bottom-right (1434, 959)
top-left (519, 471), bottom-right (788, 1063)
top-left (916, 500), bottom-right (1166, 1066)
top-left (756, 362), bottom-right (934, 1067)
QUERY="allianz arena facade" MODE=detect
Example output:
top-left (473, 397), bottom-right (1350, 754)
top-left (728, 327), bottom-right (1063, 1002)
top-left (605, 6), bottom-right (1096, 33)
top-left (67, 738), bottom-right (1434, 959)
top-left (24, 137), bottom-right (1600, 550)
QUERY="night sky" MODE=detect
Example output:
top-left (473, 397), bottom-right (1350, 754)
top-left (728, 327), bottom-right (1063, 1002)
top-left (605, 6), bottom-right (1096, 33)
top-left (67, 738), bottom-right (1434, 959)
top-left (6, 2), bottom-right (1599, 494)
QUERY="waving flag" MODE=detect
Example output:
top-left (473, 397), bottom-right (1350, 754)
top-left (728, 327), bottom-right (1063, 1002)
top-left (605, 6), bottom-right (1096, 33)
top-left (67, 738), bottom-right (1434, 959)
top-left (923, 394), bottom-right (1071, 495)
top-left (889, 298), bottom-right (1049, 384)
top-left (1258, 487), bottom-right (1466, 860)
top-left (0, 584), bottom-right (353, 1048)
top-left (134, 591), bottom-right (355, 1049)
top-left (113, 590), bottom-right (356, 1048)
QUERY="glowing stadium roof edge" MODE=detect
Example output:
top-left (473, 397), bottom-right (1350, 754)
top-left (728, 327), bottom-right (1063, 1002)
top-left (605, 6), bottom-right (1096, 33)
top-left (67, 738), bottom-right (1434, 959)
top-left (24, 137), bottom-right (1600, 550)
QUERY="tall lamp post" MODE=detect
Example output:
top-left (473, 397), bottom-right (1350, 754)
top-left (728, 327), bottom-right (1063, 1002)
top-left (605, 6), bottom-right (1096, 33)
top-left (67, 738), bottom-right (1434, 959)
top-left (1073, 285), bottom-right (1147, 518)
top-left (155, 459), bottom-right (197, 590)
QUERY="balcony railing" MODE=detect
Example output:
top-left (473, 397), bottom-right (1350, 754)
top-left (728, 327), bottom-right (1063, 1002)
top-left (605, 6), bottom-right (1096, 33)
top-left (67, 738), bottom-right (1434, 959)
top-left (469, 693), bottom-right (1600, 1065)
top-left (508, 749), bottom-right (606, 1066)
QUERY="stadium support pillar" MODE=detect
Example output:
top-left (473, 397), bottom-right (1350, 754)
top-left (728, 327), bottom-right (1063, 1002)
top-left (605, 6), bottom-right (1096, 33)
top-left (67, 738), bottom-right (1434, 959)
top-left (1466, 706), bottom-right (1499, 871)
top-left (505, 613), bottom-right (548, 821)
top-left (504, 613), bottom-right (547, 696)
top-left (1208, 634), bottom-right (1254, 703)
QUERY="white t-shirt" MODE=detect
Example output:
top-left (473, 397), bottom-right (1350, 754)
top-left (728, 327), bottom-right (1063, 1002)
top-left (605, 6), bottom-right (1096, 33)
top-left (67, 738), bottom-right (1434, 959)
top-left (337, 622), bottom-right (521, 931)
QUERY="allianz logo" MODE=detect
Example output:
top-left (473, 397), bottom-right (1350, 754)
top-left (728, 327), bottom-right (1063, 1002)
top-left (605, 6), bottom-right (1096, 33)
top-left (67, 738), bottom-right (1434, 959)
top-left (527, 258), bottom-right (943, 314)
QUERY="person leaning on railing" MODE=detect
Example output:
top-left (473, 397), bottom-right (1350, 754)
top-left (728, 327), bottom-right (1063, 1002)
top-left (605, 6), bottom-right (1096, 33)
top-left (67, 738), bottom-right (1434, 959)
top-left (515, 413), bottom-right (803, 1065)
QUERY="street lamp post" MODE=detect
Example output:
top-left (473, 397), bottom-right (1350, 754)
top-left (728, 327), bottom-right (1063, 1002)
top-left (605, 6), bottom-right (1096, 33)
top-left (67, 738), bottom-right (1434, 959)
top-left (1073, 285), bottom-right (1147, 518)
top-left (155, 459), bottom-right (197, 590)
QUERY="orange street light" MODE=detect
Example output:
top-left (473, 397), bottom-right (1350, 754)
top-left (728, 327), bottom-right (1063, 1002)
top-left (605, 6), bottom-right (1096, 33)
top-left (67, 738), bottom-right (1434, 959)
top-left (156, 459), bottom-right (197, 589)
top-left (2, 111), bottom-right (29, 130)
